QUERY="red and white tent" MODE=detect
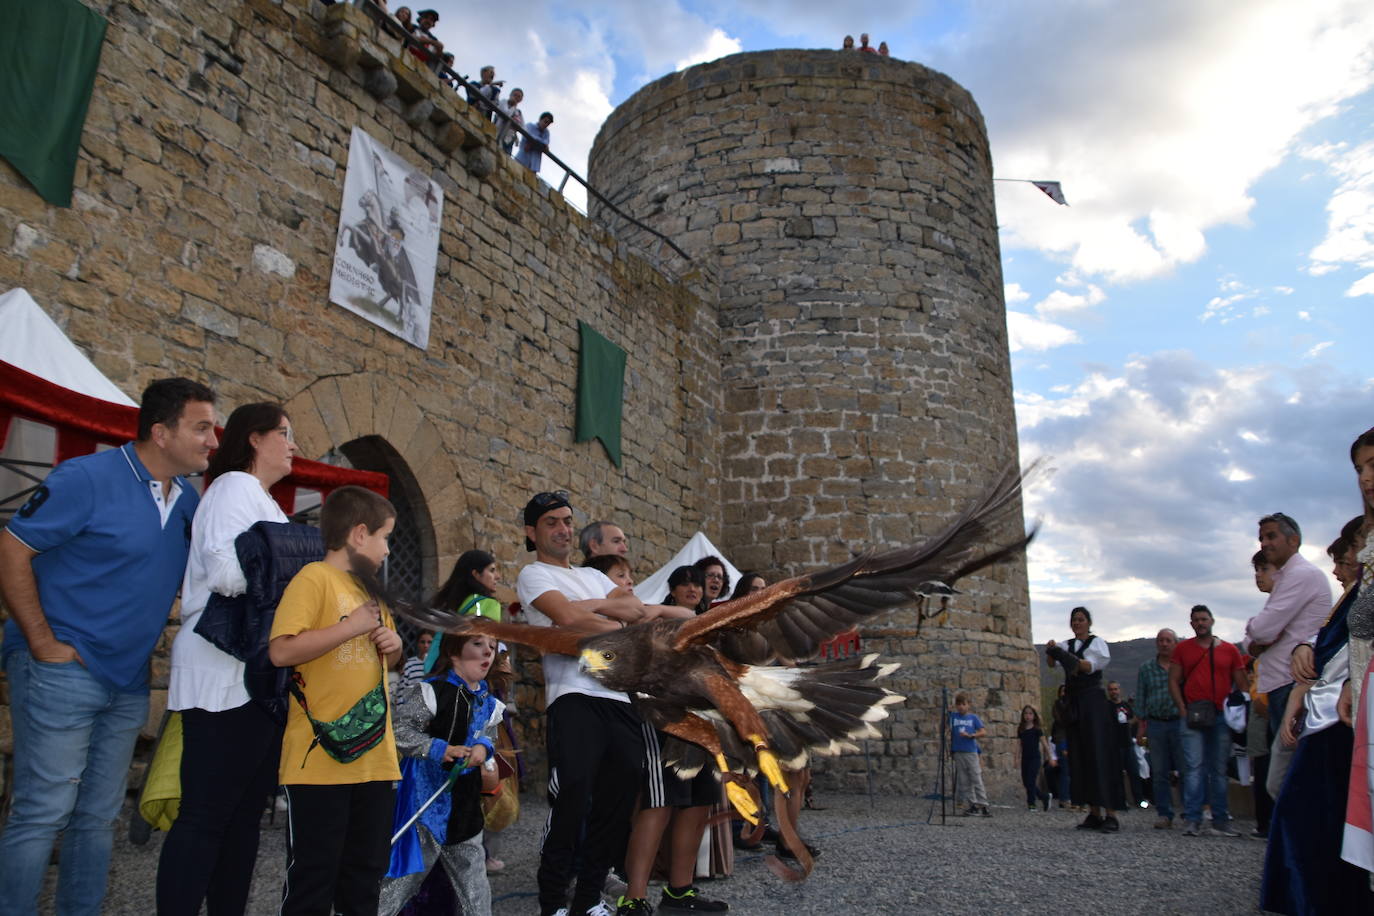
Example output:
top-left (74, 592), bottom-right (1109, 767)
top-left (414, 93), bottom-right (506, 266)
top-left (0, 287), bottom-right (387, 516)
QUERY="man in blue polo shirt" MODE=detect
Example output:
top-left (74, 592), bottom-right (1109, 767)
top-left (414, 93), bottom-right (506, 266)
top-left (0, 377), bottom-right (217, 916)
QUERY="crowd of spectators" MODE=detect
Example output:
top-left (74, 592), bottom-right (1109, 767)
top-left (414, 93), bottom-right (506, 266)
top-left (840, 33), bottom-right (890, 56)
top-left (3, 383), bottom-right (1371, 916)
top-left (363, 2), bottom-right (555, 176)
top-left (0, 379), bottom-right (822, 915)
top-left (1024, 433), bottom-right (1374, 915)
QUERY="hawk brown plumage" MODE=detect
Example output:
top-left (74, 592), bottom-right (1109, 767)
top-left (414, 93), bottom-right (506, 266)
top-left (396, 463), bottom-right (1035, 877)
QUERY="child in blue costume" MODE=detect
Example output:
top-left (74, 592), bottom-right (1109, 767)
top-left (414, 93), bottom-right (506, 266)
top-left (380, 632), bottom-right (507, 916)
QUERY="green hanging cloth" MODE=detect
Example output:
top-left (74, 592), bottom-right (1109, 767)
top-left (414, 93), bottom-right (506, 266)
top-left (0, 0), bottom-right (108, 207)
top-left (575, 320), bottom-right (627, 467)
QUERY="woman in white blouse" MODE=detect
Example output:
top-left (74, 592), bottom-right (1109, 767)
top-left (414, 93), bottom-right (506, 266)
top-left (157, 403), bottom-right (297, 915)
top-left (1046, 606), bottom-right (1123, 832)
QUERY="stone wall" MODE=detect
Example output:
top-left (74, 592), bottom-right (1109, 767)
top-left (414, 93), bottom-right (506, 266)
top-left (590, 50), bottom-right (1037, 793)
top-left (0, 0), bottom-right (721, 781)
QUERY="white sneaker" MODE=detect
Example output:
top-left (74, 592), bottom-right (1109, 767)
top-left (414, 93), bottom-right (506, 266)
top-left (552, 909), bottom-right (569, 916)
top-left (585, 904), bottom-right (615, 916)
top-left (602, 872), bottom-right (629, 903)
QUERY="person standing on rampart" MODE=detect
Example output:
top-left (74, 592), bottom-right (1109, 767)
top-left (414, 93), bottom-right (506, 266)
top-left (517, 112), bottom-right (554, 174)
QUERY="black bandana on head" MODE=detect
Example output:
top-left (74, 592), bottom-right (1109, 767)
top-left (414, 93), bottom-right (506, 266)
top-left (522, 490), bottom-right (571, 551)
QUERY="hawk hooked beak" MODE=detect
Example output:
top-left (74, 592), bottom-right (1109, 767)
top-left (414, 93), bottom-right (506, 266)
top-left (579, 647), bottom-right (612, 674)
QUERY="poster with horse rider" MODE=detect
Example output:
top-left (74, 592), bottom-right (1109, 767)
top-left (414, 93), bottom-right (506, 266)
top-left (330, 126), bottom-right (442, 350)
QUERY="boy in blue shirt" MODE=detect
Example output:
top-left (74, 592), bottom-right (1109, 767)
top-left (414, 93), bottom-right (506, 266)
top-left (950, 692), bottom-right (991, 816)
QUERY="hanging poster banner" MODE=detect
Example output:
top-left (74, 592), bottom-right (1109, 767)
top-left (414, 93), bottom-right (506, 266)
top-left (330, 126), bottom-right (442, 349)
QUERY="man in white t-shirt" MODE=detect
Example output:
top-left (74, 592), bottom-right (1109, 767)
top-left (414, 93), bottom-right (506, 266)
top-left (516, 491), bottom-right (653, 916)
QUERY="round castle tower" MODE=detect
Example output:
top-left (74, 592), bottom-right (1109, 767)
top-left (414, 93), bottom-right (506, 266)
top-left (589, 50), bottom-right (1034, 793)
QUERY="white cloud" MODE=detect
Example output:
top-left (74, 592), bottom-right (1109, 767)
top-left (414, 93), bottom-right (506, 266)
top-left (1019, 352), bottom-right (1370, 641)
top-left (1306, 340), bottom-right (1334, 357)
top-left (1004, 281), bottom-right (1031, 304)
top-left (1298, 309), bottom-right (1313, 320)
top-left (1006, 310), bottom-right (1079, 353)
top-left (675, 27), bottom-right (743, 71)
top-left (1201, 291), bottom-right (1251, 323)
top-left (947, 0), bottom-right (1374, 285)
top-left (1197, 275), bottom-right (1298, 323)
top-left (1304, 139), bottom-right (1374, 280)
top-left (1035, 285), bottom-right (1105, 317)
top-left (1346, 273), bottom-right (1374, 296)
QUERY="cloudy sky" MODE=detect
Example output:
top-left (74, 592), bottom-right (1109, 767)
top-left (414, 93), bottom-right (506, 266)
top-left (421, 0), bottom-right (1374, 645)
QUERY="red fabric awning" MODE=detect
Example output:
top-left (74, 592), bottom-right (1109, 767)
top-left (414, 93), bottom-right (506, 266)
top-left (0, 359), bottom-right (388, 512)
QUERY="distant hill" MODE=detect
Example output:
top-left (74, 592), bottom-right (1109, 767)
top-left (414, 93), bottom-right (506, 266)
top-left (1038, 637), bottom-right (1159, 692)
top-left (1036, 637), bottom-right (1161, 722)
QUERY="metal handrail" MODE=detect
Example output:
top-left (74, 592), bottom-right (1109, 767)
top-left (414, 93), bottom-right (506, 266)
top-left (455, 76), bottom-right (693, 263)
top-left (349, 0), bottom-right (692, 265)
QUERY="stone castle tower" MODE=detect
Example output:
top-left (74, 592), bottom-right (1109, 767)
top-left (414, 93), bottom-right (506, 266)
top-left (590, 51), bottom-right (1035, 792)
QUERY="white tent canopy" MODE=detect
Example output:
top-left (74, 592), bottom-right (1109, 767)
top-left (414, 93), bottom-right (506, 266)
top-left (635, 531), bottom-right (745, 605)
top-left (0, 288), bottom-right (137, 513)
top-left (0, 287), bottom-right (137, 404)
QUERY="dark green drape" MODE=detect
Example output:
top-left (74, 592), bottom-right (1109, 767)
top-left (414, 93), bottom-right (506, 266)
top-left (575, 320), bottom-right (627, 467)
top-left (0, 0), bottom-right (108, 207)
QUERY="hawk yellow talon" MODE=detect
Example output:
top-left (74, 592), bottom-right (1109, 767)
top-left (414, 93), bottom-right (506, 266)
top-left (724, 780), bottom-right (760, 825)
top-left (714, 753), bottom-right (760, 824)
top-left (753, 743), bottom-right (789, 794)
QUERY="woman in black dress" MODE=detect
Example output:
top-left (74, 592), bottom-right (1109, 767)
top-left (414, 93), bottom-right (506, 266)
top-left (1046, 606), bottom-right (1123, 831)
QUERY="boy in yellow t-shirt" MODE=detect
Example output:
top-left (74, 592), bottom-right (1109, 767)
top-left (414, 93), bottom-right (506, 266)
top-left (269, 486), bottom-right (403, 916)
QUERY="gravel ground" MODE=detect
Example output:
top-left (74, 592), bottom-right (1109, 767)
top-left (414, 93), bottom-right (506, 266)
top-left (63, 791), bottom-right (1268, 915)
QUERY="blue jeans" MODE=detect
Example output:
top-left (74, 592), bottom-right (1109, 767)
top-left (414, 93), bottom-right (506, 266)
top-left (1146, 718), bottom-right (1184, 820)
top-left (0, 647), bottom-right (147, 916)
top-left (1268, 682), bottom-right (1293, 739)
top-left (1180, 716), bottom-right (1231, 827)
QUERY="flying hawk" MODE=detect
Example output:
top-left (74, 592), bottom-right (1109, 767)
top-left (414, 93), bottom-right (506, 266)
top-left (398, 464), bottom-right (1034, 875)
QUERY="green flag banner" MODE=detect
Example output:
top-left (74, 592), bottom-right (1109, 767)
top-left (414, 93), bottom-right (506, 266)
top-left (575, 320), bottom-right (627, 468)
top-left (0, 0), bottom-right (108, 207)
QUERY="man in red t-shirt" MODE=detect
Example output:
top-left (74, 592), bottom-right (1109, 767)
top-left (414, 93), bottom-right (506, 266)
top-left (1168, 604), bottom-right (1249, 836)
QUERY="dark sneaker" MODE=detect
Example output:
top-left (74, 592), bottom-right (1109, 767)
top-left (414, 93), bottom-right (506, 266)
top-left (1182, 822), bottom-right (1201, 837)
top-left (659, 886), bottom-right (728, 912)
top-left (961, 804), bottom-right (978, 817)
top-left (1098, 815), bottom-right (1120, 833)
top-left (1154, 816), bottom-right (1172, 829)
top-left (1208, 822), bottom-right (1241, 838)
top-left (979, 805), bottom-right (992, 817)
top-left (774, 840), bottom-right (822, 860)
top-left (1075, 814), bottom-right (1104, 830)
top-left (617, 898), bottom-right (654, 915)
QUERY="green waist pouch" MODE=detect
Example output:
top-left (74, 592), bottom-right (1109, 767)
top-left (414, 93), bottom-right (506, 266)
top-left (288, 671), bottom-right (388, 766)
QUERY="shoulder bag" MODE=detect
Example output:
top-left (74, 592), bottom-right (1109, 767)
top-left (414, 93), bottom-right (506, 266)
top-left (1184, 643), bottom-right (1217, 730)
